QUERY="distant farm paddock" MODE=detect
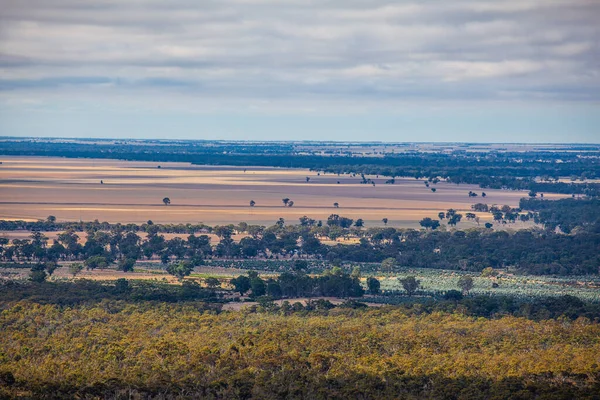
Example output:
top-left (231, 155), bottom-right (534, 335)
top-left (0, 156), bottom-right (561, 227)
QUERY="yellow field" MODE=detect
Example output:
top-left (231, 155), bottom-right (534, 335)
top-left (0, 156), bottom-right (562, 227)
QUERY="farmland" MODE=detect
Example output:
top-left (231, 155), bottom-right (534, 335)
top-left (2, 260), bottom-right (599, 303)
top-left (0, 156), bottom-right (554, 227)
top-left (1, 144), bottom-right (599, 400)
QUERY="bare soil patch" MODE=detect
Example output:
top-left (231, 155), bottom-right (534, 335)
top-left (0, 156), bottom-right (563, 227)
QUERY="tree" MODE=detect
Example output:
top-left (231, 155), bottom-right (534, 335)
top-left (381, 257), bottom-right (396, 273)
top-left (166, 261), bottom-right (194, 280)
top-left (163, 197), bottom-right (171, 206)
top-left (458, 275), bottom-right (474, 294)
top-left (29, 268), bottom-right (47, 283)
top-left (481, 192), bottom-right (487, 197)
top-left (444, 290), bottom-right (463, 300)
top-left (382, 218), bottom-right (388, 226)
top-left (472, 203), bottom-right (489, 212)
top-left (447, 214), bottom-right (463, 226)
top-left (431, 188), bottom-right (436, 192)
top-left (46, 215), bottom-right (56, 223)
top-left (351, 266), bottom-right (361, 279)
top-left (118, 258), bottom-right (136, 272)
top-left (399, 276), bottom-right (420, 296)
top-left (293, 260), bottom-right (308, 272)
top-left (438, 212), bottom-right (445, 220)
top-left (419, 217), bottom-right (440, 230)
top-left (306, 177), bottom-right (310, 182)
top-left (287, 200), bottom-right (294, 207)
top-left (354, 219), bottom-right (364, 228)
top-left (85, 256), bottom-right (108, 270)
top-left (299, 216), bottom-right (316, 226)
top-left (68, 263), bottom-right (84, 278)
top-left (205, 277), bottom-right (221, 289)
top-left (367, 277), bottom-right (380, 294)
top-left (249, 200), bottom-right (256, 207)
top-left (231, 275), bottom-right (251, 295)
top-left (485, 222), bottom-right (493, 229)
top-left (528, 191), bottom-right (537, 198)
top-left (333, 202), bottom-right (339, 208)
top-left (249, 274), bottom-right (266, 297)
top-left (282, 198), bottom-right (290, 206)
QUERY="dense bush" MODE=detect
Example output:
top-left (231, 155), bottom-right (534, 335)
top-left (1, 300), bottom-right (599, 398)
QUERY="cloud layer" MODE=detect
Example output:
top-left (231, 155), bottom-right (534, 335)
top-left (0, 0), bottom-right (598, 140)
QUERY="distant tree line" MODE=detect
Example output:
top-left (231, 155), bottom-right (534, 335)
top-left (519, 197), bottom-right (600, 233)
top-left (230, 265), bottom-right (364, 299)
top-left (2, 210), bottom-right (599, 276)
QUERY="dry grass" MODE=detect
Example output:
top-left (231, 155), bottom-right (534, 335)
top-left (0, 156), bottom-right (564, 227)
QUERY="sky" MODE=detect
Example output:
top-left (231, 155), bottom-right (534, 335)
top-left (0, 0), bottom-right (599, 143)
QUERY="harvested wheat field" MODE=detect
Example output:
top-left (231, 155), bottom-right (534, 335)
top-left (0, 156), bottom-right (561, 227)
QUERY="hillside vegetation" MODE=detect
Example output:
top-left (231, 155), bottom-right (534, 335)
top-left (1, 301), bottom-right (599, 399)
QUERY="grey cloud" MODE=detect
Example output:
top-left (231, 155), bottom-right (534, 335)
top-left (0, 0), bottom-right (598, 109)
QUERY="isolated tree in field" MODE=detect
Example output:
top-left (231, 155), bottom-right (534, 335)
top-left (204, 277), bottom-right (221, 289)
top-left (166, 261), bottom-right (194, 280)
top-left (46, 215), bottom-right (56, 223)
top-left (382, 218), bottom-right (388, 226)
top-left (306, 177), bottom-right (310, 182)
top-left (69, 263), bottom-right (84, 278)
top-left (162, 197), bottom-right (171, 206)
top-left (419, 217), bottom-right (440, 230)
top-left (381, 257), bottom-right (396, 273)
top-left (282, 198), bottom-right (290, 206)
top-left (431, 188), bottom-right (436, 192)
top-left (249, 200), bottom-right (256, 207)
top-left (485, 222), bottom-right (493, 229)
top-left (438, 212), bottom-right (445, 220)
top-left (287, 200), bottom-right (294, 207)
top-left (367, 277), bottom-right (381, 294)
top-left (333, 202), bottom-right (339, 208)
top-left (400, 276), bottom-right (420, 296)
top-left (481, 192), bottom-right (487, 197)
top-left (458, 275), bottom-right (474, 294)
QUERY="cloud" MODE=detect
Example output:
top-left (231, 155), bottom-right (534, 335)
top-left (0, 0), bottom-right (598, 115)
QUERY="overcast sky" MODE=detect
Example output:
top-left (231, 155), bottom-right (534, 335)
top-left (1, 0), bottom-right (599, 142)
